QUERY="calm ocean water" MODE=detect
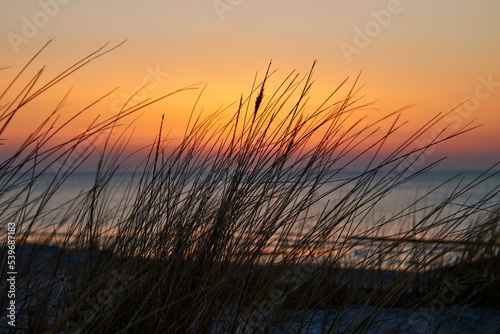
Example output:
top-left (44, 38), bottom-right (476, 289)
top-left (32, 170), bottom-right (500, 230)
top-left (8, 169), bottom-right (500, 266)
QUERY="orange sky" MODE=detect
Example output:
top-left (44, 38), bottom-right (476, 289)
top-left (1, 0), bottom-right (499, 170)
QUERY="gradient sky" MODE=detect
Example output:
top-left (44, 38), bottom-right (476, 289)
top-left (1, 0), bottom-right (499, 170)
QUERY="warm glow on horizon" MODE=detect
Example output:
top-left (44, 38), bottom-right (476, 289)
top-left (1, 0), bottom-right (499, 170)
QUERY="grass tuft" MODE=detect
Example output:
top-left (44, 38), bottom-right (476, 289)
top-left (1, 44), bottom-right (499, 333)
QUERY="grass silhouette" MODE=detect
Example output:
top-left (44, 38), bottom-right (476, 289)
top-left (1, 41), bottom-right (499, 333)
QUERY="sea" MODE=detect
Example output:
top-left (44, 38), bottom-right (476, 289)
top-left (34, 169), bottom-right (500, 215)
top-left (6, 169), bottom-right (500, 267)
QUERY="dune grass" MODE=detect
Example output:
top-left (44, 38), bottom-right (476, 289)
top-left (1, 42), bottom-right (499, 333)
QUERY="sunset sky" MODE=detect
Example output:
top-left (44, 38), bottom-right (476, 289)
top-left (1, 0), bottom-right (499, 170)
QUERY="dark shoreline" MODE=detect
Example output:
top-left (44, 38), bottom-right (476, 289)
top-left (3, 242), bottom-right (499, 310)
